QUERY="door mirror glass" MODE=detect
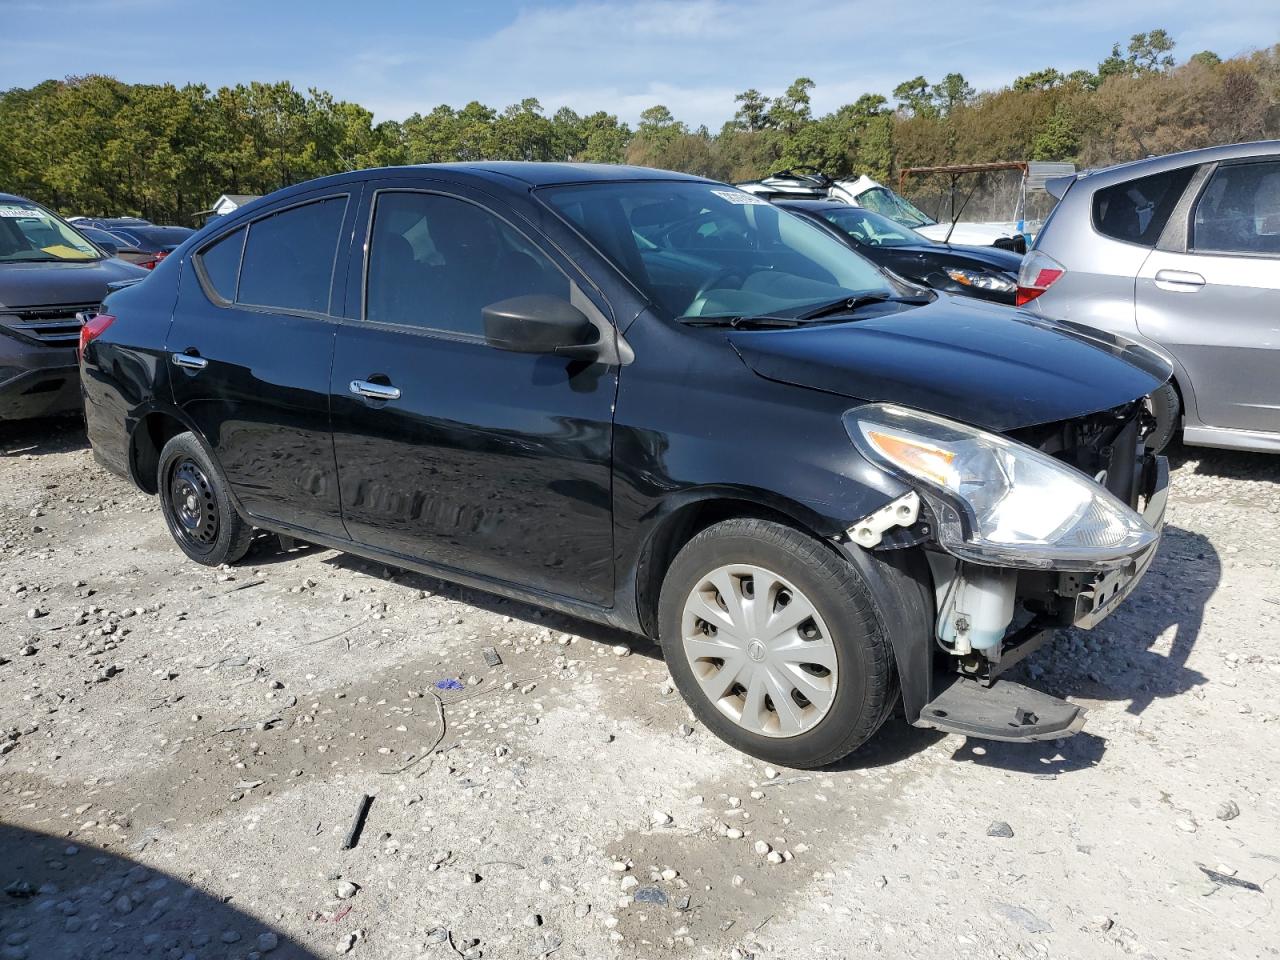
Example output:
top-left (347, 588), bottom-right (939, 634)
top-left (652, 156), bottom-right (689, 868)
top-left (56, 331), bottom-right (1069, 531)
top-left (482, 294), bottom-right (598, 357)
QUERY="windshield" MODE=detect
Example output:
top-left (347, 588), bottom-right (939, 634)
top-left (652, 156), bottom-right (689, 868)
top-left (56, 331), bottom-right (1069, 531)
top-left (541, 181), bottom-right (894, 320)
top-left (813, 206), bottom-right (935, 248)
top-left (856, 187), bottom-right (936, 229)
top-left (0, 202), bottom-right (102, 263)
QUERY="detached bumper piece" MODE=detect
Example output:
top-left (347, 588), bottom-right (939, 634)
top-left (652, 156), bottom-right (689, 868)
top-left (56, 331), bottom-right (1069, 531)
top-left (916, 675), bottom-right (1086, 742)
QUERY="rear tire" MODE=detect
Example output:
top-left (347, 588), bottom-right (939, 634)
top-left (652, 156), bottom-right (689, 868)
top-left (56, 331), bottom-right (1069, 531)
top-left (658, 518), bottom-right (895, 768)
top-left (1145, 382), bottom-right (1181, 453)
top-left (157, 432), bottom-right (254, 567)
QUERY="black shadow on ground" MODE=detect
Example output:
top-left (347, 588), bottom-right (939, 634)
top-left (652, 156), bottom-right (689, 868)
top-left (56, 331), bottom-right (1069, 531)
top-left (0, 822), bottom-right (320, 959)
top-left (0, 416), bottom-right (88, 457)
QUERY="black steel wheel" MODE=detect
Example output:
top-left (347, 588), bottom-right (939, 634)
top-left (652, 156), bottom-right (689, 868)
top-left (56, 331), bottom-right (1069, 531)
top-left (157, 432), bottom-right (254, 566)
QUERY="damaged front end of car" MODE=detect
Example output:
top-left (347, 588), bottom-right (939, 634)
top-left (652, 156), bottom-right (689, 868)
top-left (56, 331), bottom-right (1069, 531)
top-left (839, 399), bottom-right (1169, 742)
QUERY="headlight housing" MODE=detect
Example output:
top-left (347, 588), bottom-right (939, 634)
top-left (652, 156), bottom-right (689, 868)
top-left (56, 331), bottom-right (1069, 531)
top-left (944, 267), bottom-right (1016, 294)
top-left (845, 403), bottom-right (1158, 570)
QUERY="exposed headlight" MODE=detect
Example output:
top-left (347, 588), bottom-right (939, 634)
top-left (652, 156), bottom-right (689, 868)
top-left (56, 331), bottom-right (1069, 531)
top-left (944, 267), bottom-right (1016, 294)
top-left (845, 403), bottom-right (1158, 570)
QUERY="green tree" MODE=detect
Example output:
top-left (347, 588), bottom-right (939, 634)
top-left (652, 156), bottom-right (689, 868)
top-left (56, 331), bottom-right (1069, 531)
top-left (1014, 68), bottom-right (1064, 91)
top-left (931, 73), bottom-right (975, 114)
top-left (893, 76), bottom-right (936, 117)
top-left (1190, 50), bottom-right (1222, 67)
top-left (1128, 29), bottom-right (1176, 71)
top-left (731, 88), bottom-right (772, 131)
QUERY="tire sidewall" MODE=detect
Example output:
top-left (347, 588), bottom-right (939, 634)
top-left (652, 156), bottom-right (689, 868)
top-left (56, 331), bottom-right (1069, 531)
top-left (157, 432), bottom-right (243, 566)
top-left (659, 522), bottom-right (890, 767)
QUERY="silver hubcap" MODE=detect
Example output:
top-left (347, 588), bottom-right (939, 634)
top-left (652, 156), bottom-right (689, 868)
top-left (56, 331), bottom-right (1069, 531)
top-left (680, 564), bottom-right (838, 738)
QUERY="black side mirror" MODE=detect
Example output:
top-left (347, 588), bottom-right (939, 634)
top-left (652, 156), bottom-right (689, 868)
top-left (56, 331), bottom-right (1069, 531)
top-left (482, 295), bottom-right (599, 360)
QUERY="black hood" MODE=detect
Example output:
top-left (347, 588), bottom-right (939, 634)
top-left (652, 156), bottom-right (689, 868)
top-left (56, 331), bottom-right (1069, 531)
top-left (890, 240), bottom-right (1023, 274)
top-left (729, 295), bottom-right (1172, 432)
top-left (0, 257), bottom-right (149, 309)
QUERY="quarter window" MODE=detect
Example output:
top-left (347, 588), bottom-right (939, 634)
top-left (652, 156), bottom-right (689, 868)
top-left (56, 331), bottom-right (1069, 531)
top-left (1091, 166), bottom-right (1196, 246)
top-left (364, 192), bottom-right (569, 336)
top-left (196, 226), bottom-right (245, 302)
top-left (237, 197), bottom-right (347, 314)
top-left (1192, 159), bottom-right (1280, 255)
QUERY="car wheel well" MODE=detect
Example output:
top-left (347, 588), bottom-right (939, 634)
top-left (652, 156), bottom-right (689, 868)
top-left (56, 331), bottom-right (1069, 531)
top-left (131, 412), bottom-right (187, 494)
top-left (633, 498), bottom-right (823, 639)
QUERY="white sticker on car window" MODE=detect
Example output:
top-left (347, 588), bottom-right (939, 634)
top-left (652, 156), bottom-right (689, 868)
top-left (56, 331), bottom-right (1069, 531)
top-left (0, 205), bottom-right (44, 218)
top-left (711, 189), bottom-right (767, 206)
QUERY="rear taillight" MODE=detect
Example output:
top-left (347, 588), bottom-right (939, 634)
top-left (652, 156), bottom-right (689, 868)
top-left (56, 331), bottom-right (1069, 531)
top-left (1015, 250), bottom-right (1066, 306)
top-left (138, 251), bottom-right (169, 270)
top-left (78, 313), bottom-right (116, 361)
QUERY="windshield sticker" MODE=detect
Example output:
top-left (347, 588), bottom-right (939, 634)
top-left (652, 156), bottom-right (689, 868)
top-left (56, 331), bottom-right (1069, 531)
top-left (0, 205), bottom-right (44, 218)
top-left (711, 189), bottom-right (767, 206)
top-left (41, 244), bottom-right (96, 259)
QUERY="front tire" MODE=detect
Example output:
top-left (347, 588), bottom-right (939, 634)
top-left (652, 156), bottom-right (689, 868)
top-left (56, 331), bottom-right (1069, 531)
top-left (1145, 382), bottom-right (1181, 453)
top-left (658, 518), bottom-right (895, 768)
top-left (157, 432), bottom-right (254, 566)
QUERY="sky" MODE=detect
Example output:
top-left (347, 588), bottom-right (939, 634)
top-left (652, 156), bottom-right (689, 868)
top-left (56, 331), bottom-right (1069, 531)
top-left (2, 0), bottom-right (1276, 128)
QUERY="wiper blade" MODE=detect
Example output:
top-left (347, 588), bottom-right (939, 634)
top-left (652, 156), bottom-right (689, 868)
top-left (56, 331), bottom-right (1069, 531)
top-left (678, 314), bottom-right (805, 329)
top-left (798, 293), bottom-right (932, 320)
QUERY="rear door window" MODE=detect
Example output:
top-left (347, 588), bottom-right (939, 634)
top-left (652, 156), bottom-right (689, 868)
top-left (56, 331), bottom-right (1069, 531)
top-left (237, 197), bottom-right (348, 314)
top-left (195, 226), bottom-right (245, 302)
top-left (1092, 166), bottom-right (1196, 246)
top-left (363, 191), bottom-right (569, 336)
top-left (1191, 159), bottom-right (1280, 255)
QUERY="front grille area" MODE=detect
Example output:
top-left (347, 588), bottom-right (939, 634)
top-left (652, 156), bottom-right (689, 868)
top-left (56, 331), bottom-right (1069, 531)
top-left (0, 302), bottom-right (100, 345)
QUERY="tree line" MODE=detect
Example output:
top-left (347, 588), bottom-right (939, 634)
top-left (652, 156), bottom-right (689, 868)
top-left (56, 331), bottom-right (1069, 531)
top-left (1, 30), bottom-right (1275, 224)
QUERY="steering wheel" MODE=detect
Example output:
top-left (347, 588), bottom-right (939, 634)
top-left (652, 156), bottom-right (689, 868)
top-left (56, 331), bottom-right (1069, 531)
top-left (692, 268), bottom-right (745, 304)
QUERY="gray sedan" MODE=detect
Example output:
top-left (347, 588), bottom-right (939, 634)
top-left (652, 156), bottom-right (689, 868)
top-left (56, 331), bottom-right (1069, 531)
top-left (1019, 140), bottom-right (1280, 453)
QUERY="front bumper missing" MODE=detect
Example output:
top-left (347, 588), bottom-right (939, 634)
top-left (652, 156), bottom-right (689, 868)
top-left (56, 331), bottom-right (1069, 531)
top-left (913, 455), bottom-right (1169, 742)
top-left (1065, 455), bottom-right (1168, 630)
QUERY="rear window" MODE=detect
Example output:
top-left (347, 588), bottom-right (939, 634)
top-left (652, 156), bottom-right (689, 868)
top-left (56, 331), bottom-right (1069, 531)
top-left (236, 197), bottom-right (347, 314)
top-left (1091, 166), bottom-right (1196, 246)
top-left (196, 226), bottom-right (245, 302)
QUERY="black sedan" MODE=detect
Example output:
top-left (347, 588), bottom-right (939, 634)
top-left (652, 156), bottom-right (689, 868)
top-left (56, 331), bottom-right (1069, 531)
top-left (776, 200), bottom-right (1023, 304)
top-left (81, 164), bottom-right (1170, 767)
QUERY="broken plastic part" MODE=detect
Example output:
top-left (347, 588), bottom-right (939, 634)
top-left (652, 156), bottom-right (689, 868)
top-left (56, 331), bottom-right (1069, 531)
top-left (937, 563), bottom-right (1017, 654)
top-left (846, 491), bottom-right (920, 549)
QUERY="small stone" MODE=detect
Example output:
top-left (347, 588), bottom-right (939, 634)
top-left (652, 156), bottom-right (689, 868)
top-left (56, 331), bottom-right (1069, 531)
top-left (465, 873), bottom-right (481, 884)
top-left (651, 810), bottom-right (672, 826)
top-left (633, 886), bottom-right (668, 905)
top-left (337, 932), bottom-right (357, 954)
top-left (611, 644), bottom-right (631, 657)
top-left (766, 850), bottom-right (784, 864)
top-left (620, 875), bottom-right (639, 891)
top-left (112, 894), bottom-right (133, 915)
top-left (1215, 800), bottom-right (1240, 821)
top-left (574, 903), bottom-right (591, 919)
top-left (660, 868), bottom-right (678, 881)
top-left (221, 930), bottom-right (242, 944)
top-left (986, 821), bottom-right (1014, 838)
top-left (754, 840), bottom-right (772, 856)
top-left (523, 913), bottom-right (542, 927)
top-left (257, 932), bottom-right (279, 952)
top-left (609, 860), bottom-right (629, 872)
top-left (677, 723), bottom-right (693, 738)
top-left (725, 828), bottom-right (744, 840)
top-left (19, 645), bottom-right (37, 657)
top-left (1176, 818), bottom-right (1198, 833)
top-left (763, 766), bottom-right (779, 780)
top-left (335, 881), bottom-right (358, 899)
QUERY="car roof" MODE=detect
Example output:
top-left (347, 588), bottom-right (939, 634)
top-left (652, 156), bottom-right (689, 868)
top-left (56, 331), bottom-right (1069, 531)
top-left (0, 192), bottom-right (38, 206)
top-left (774, 199), bottom-right (854, 212)
top-left (1074, 139), bottom-right (1280, 189)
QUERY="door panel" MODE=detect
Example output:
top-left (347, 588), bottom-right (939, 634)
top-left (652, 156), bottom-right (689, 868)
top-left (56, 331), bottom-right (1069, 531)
top-left (330, 182), bottom-right (617, 606)
top-left (1137, 159), bottom-right (1280, 433)
top-left (166, 189), bottom-right (359, 536)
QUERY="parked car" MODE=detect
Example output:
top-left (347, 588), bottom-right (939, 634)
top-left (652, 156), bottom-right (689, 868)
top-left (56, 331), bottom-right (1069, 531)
top-left (1021, 140), bottom-right (1280, 454)
top-left (99, 225), bottom-right (195, 270)
top-left (1, 193), bottom-right (148, 420)
top-left (737, 169), bottom-right (1024, 247)
top-left (82, 164), bottom-right (1172, 767)
top-left (71, 216), bottom-right (153, 230)
top-left (775, 200), bottom-right (1023, 304)
top-left (74, 226), bottom-right (126, 256)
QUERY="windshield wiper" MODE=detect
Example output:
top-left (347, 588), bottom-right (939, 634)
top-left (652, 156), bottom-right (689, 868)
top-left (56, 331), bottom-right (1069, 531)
top-left (678, 314), bottom-right (806, 329)
top-left (798, 293), bottom-right (932, 321)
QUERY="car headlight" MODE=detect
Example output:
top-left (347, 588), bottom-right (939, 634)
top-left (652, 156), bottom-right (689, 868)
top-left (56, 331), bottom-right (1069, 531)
top-left (845, 403), bottom-right (1158, 570)
top-left (944, 267), bottom-right (1015, 294)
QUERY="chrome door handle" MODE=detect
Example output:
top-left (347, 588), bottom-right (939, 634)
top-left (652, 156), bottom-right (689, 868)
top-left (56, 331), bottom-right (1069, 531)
top-left (349, 379), bottom-right (401, 401)
top-left (1154, 269), bottom-right (1205, 291)
top-left (171, 353), bottom-right (208, 370)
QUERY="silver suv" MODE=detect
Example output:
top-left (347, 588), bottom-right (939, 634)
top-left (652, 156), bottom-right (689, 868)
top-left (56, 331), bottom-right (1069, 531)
top-left (1019, 141), bottom-right (1280, 453)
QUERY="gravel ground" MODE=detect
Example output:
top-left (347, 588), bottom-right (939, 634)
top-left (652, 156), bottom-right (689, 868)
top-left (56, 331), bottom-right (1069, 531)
top-left (1, 417), bottom-right (1278, 960)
